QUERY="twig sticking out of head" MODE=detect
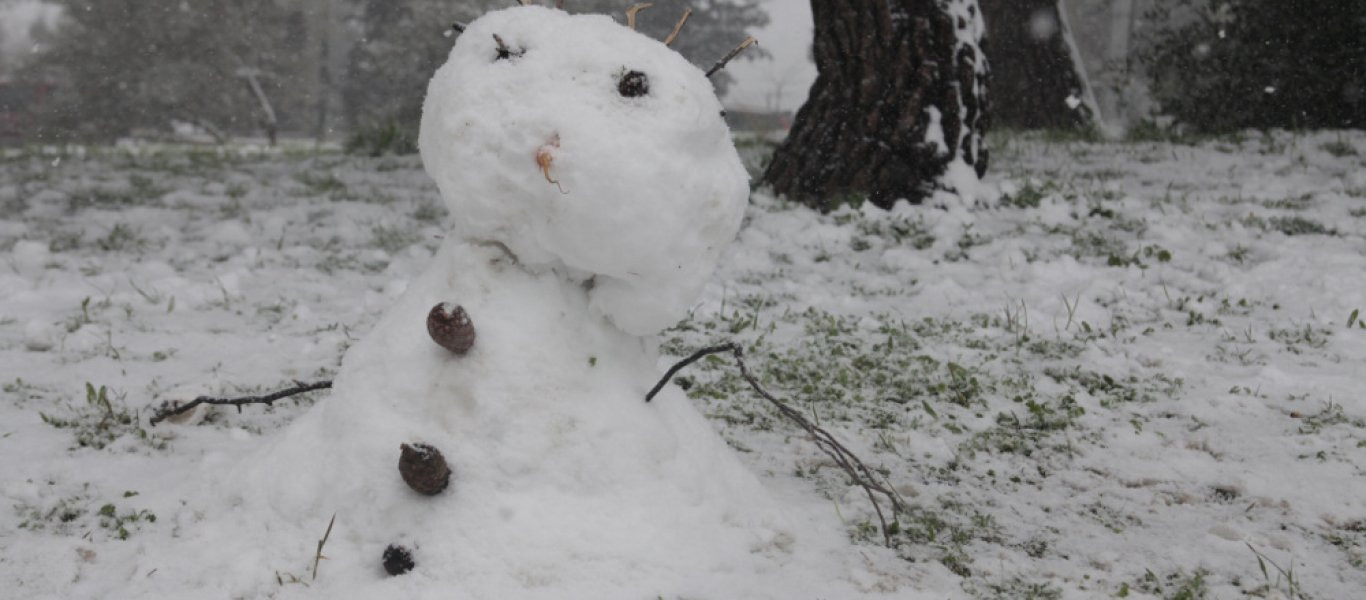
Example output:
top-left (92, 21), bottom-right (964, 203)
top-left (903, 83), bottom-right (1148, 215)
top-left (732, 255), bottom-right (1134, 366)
top-left (625, 3), bottom-right (653, 30)
top-left (663, 8), bottom-right (692, 46)
top-left (450, 21), bottom-right (467, 34)
top-left (705, 36), bottom-right (757, 78)
top-left (644, 342), bottom-right (907, 548)
top-left (149, 380), bottom-right (333, 426)
top-left (514, 0), bottom-right (530, 5)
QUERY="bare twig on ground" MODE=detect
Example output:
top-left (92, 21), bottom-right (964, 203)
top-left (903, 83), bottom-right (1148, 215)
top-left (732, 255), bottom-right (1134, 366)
top-left (645, 342), bottom-right (907, 547)
top-left (149, 380), bottom-right (333, 426)
top-left (312, 514), bottom-right (336, 581)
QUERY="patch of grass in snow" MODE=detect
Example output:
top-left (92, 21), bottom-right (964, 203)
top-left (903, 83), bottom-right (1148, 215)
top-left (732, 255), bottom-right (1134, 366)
top-left (412, 200), bottom-right (446, 223)
top-left (664, 306), bottom-right (1130, 575)
top-left (15, 491), bottom-right (90, 534)
top-left (1136, 568), bottom-right (1210, 600)
top-left (1261, 193), bottom-right (1315, 211)
top-left (47, 229), bottom-right (84, 253)
top-left (1324, 519), bottom-right (1366, 570)
top-left (1320, 139), bottom-right (1358, 157)
top-left (945, 225), bottom-right (991, 262)
top-left (965, 576), bottom-right (1062, 600)
top-left (1241, 214), bottom-right (1336, 236)
top-left (999, 181), bottom-right (1051, 209)
top-left (39, 383), bottom-right (170, 451)
top-left (1294, 400), bottom-right (1364, 435)
top-left (1044, 367), bottom-right (1182, 408)
top-left (853, 211), bottom-right (935, 250)
top-left (893, 495), bottom-right (1005, 578)
top-left (371, 224), bottom-right (424, 253)
top-left (294, 170), bottom-right (350, 199)
top-left (1266, 324), bottom-right (1331, 354)
top-left (1242, 544), bottom-right (1313, 600)
top-left (95, 223), bottom-right (148, 253)
top-left (733, 135), bottom-right (779, 179)
top-left (3, 378), bottom-right (51, 408)
top-left (95, 501), bottom-right (158, 540)
top-left (1067, 229), bottom-right (1131, 264)
top-left (15, 490), bottom-right (157, 540)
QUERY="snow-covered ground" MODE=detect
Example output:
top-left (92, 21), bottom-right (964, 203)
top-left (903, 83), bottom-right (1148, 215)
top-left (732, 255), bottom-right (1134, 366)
top-left (1, 130), bottom-right (1364, 598)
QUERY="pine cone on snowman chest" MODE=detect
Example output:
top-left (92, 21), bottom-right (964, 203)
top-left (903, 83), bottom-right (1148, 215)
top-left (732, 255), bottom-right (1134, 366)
top-left (398, 442), bottom-right (451, 495)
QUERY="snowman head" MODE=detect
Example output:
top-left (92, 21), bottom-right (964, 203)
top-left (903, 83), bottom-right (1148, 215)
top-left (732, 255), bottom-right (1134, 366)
top-left (419, 5), bottom-right (749, 336)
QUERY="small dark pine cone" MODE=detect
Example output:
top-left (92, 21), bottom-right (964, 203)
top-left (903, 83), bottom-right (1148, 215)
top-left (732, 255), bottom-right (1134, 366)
top-left (382, 544), bottom-right (415, 576)
top-left (427, 303), bottom-right (476, 355)
top-left (399, 442), bottom-right (451, 495)
top-left (618, 70), bottom-right (649, 98)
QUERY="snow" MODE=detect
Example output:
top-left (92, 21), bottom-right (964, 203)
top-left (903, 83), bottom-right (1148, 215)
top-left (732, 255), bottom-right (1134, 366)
top-left (5, 7), bottom-right (896, 599)
top-left (419, 6), bottom-right (748, 335)
top-left (2, 28), bottom-right (1366, 600)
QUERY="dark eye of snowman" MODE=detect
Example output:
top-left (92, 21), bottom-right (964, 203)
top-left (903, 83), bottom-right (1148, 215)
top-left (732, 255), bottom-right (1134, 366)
top-left (492, 34), bottom-right (524, 61)
top-left (618, 70), bottom-right (649, 98)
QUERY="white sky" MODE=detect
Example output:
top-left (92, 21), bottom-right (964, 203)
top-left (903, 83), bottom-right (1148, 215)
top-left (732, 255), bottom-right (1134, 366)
top-left (722, 0), bottom-right (817, 112)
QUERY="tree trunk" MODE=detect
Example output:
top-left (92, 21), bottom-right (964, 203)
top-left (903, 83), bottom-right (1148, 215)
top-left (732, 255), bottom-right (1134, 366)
top-left (762, 0), bottom-right (988, 210)
top-left (981, 0), bottom-right (1096, 129)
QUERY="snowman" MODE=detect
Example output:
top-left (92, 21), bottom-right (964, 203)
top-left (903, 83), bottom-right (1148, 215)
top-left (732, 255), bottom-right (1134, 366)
top-left (126, 6), bottom-right (922, 599)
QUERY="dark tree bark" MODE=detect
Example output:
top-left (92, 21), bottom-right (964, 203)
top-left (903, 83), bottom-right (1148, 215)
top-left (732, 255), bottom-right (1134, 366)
top-left (980, 0), bottom-right (1094, 129)
top-left (763, 0), bottom-right (988, 210)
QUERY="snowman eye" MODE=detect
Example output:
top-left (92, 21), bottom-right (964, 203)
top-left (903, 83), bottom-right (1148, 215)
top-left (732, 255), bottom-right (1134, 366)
top-left (618, 70), bottom-right (649, 97)
top-left (492, 34), bottom-right (524, 61)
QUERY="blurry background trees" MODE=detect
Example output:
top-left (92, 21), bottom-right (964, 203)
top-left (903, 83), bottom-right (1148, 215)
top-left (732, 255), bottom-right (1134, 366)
top-left (342, 0), bottom-right (499, 154)
top-left (1138, 0), bottom-right (1365, 132)
top-left (980, 0), bottom-right (1097, 130)
top-left (19, 0), bottom-right (310, 142)
top-left (344, 0), bottom-right (767, 155)
top-left (0, 0), bottom-right (1362, 147)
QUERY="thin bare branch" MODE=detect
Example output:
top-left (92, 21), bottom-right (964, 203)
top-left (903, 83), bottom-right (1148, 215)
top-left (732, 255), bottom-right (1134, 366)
top-left (149, 380), bottom-right (332, 426)
top-left (663, 8), bottom-right (692, 46)
top-left (625, 3), bottom-right (653, 30)
top-left (312, 514), bottom-right (336, 581)
top-left (645, 343), bottom-right (734, 403)
top-left (705, 36), bottom-right (758, 78)
top-left (645, 342), bottom-right (907, 547)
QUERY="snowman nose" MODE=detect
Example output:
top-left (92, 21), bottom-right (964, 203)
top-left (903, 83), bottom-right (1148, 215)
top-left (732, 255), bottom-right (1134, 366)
top-left (535, 132), bottom-right (566, 194)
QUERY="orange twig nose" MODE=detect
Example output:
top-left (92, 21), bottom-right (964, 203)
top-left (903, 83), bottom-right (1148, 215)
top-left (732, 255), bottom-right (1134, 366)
top-left (535, 133), bottom-right (567, 194)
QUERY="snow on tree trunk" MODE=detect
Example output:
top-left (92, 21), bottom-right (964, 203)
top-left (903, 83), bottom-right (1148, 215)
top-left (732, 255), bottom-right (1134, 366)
top-left (981, 0), bottom-right (1097, 129)
top-left (762, 0), bottom-right (988, 210)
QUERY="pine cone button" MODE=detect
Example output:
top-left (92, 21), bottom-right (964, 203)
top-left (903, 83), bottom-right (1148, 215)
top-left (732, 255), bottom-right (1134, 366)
top-left (382, 544), bottom-right (415, 576)
top-left (427, 303), bottom-right (476, 355)
top-left (399, 442), bottom-right (451, 496)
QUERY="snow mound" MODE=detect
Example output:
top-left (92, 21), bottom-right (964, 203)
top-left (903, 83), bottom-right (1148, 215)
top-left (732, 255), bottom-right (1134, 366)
top-left (419, 6), bottom-right (749, 335)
